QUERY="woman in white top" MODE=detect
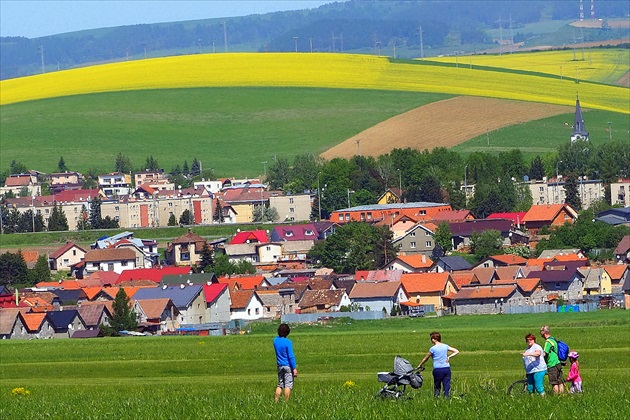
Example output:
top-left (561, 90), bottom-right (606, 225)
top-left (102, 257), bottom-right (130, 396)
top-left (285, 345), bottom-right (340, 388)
top-left (522, 333), bottom-right (547, 395)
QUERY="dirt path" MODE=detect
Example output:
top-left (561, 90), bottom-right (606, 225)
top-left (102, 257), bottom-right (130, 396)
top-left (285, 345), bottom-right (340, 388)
top-left (321, 96), bottom-right (572, 160)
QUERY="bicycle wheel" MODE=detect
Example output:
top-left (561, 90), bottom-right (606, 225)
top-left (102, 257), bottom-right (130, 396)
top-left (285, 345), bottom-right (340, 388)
top-left (507, 379), bottom-right (528, 395)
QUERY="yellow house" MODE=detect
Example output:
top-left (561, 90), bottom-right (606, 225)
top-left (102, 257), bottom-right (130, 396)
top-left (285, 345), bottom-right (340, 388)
top-left (377, 188), bottom-right (403, 205)
top-left (580, 267), bottom-right (612, 296)
top-left (400, 272), bottom-right (457, 312)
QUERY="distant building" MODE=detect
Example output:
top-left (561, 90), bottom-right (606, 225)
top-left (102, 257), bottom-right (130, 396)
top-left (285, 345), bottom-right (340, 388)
top-left (570, 97), bottom-right (589, 143)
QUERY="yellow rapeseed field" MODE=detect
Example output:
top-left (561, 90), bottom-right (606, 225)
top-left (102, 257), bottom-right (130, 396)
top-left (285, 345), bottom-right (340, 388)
top-left (1, 53), bottom-right (628, 114)
top-left (426, 48), bottom-right (629, 85)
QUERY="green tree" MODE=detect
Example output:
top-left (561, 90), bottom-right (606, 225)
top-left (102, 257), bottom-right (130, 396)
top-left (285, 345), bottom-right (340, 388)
top-left (183, 160), bottom-right (190, 176)
top-left (30, 255), bottom-right (51, 285)
top-left (308, 222), bottom-right (396, 274)
top-left (167, 213), bottom-right (177, 226)
top-left (105, 288), bottom-right (138, 335)
top-left (179, 209), bottom-right (193, 225)
top-left (76, 205), bottom-right (91, 230)
top-left (9, 160), bottom-right (28, 175)
top-left (470, 229), bottom-right (503, 260)
top-left (529, 155), bottom-right (545, 180)
top-left (58, 156), bottom-right (68, 172)
top-left (191, 158), bottom-right (201, 176)
top-left (235, 259), bottom-right (256, 274)
top-left (563, 173), bottom-right (582, 211)
top-left (212, 253), bottom-right (236, 277)
top-left (0, 251), bottom-right (29, 286)
top-left (291, 153), bottom-right (322, 191)
top-left (213, 200), bottom-right (224, 223)
top-left (144, 156), bottom-right (159, 171)
top-left (89, 196), bottom-right (103, 229)
top-left (198, 242), bottom-right (214, 271)
top-left (48, 203), bottom-right (69, 231)
top-left (115, 153), bottom-right (133, 174)
top-left (267, 157), bottom-right (291, 190)
top-left (433, 222), bottom-right (453, 256)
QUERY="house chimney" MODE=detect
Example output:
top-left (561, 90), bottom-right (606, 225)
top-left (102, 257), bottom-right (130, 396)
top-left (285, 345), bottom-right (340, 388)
top-left (180, 284), bottom-right (185, 289)
top-left (422, 254), bottom-right (426, 263)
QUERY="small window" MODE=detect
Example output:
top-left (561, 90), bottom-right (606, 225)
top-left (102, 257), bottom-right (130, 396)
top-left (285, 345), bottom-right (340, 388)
top-left (420, 210), bottom-right (426, 215)
top-left (289, 198), bottom-right (294, 204)
top-left (410, 242), bottom-right (416, 249)
top-left (410, 232), bottom-right (416, 237)
top-left (367, 212), bottom-right (372, 220)
top-left (426, 241), bottom-right (432, 247)
top-left (255, 308), bottom-right (260, 315)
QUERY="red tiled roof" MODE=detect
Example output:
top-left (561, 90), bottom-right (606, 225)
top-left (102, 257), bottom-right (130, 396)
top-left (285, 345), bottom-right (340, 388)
top-left (354, 270), bottom-right (403, 282)
top-left (516, 278), bottom-right (541, 292)
top-left (50, 242), bottom-right (87, 259)
top-left (218, 275), bottom-right (265, 290)
top-left (20, 313), bottom-right (47, 331)
top-left (202, 283), bottom-right (228, 304)
top-left (116, 266), bottom-right (190, 284)
top-left (52, 189), bottom-right (102, 203)
top-left (602, 264), bottom-right (629, 280)
top-left (430, 210), bottom-right (474, 222)
top-left (298, 289), bottom-right (346, 308)
top-left (489, 254), bottom-right (528, 266)
top-left (401, 272), bottom-right (450, 293)
top-left (230, 290), bottom-right (256, 309)
top-left (5, 175), bottom-right (33, 187)
top-left (230, 229), bottom-right (268, 244)
top-left (21, 250), bottom-right (39, 264)
top-left (450, 271), bottom-right (477, 289)
top-left (135, 298), bottom-right (171, 319)
top-left (487, 212), bottom-right (527, 226)
top-left (85, 271), bottom-right (121, 286)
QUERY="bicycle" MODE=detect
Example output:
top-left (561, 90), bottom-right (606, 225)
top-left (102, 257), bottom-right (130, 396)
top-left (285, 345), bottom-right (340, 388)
top-left (507, 378), bottom-right (528, 395)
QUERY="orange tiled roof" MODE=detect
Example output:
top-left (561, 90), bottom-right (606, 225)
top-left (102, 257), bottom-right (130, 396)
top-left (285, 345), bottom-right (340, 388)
top-left (20, 312), bottom-right (47, 331)
top-left (135, 298), bottom-right (171, 319)
top-left (489, 254), bottom-right (528, 265)
top-left (516, 278), bottom-right (541, 292)
top-left (495, 266), bottom-right (521, 281)
top-left (527, 258), bottom-right (552, 266)
top-left (21, 250), bottom-right (40, 264)
top-left (552, 254), bottom-right (587, 262)
top-left (218, 275), bottom-right (265, 291)
top-left (401, 273), bottom-right (449, 294)
top-left (450, 271), bottom-right (477, 289)
top-left (397, 254), bottom-right (433, 269)
top-left (602, 264), bottom-right (629, 280)
top-left (230, 290), bottom-right (256, 309)
top-left (471, 267), bottom-right (495, 284)
top-left (522, 204), bottom-right (576, 222)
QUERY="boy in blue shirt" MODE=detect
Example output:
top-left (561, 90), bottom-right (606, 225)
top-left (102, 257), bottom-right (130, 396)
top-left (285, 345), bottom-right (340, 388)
top-left (274, 323), bottom-right (298, 402)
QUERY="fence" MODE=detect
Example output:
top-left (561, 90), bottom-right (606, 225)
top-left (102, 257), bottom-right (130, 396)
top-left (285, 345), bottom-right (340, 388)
top-left (502, 302), bottom-right (598, 315)
top-left (282, 311), bottom-right (385, 324)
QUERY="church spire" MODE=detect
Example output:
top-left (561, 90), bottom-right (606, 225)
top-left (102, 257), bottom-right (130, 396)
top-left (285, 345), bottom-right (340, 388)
top-left (571, 96), bottom-right (589, 143)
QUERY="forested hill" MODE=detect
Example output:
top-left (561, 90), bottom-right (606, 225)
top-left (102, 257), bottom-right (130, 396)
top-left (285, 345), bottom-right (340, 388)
top-left (1, 0), bottom-right (628, 80)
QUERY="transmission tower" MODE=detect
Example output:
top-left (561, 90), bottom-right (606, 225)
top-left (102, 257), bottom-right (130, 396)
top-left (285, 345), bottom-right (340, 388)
top-left (579, 0), bottom-right (584, 21)
top-left (591, 0), bottom-right (595, 19)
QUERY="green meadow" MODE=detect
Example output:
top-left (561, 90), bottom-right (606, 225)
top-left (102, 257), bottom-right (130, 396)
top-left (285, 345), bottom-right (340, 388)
top-left (1, 310), bottom-right (628, 419)
top-left (0, 88), bottom-right (451, 177)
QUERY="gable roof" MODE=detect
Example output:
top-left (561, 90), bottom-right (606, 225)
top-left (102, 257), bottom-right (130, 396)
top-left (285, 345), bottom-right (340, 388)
top-left (50, 242), bottom-right (87, 259)
top-left (613, 236), bottom-right (630, 255)
top-left (272, 224), bottom-right (318, 241)
top-left (132, 285), bottom-right (203, 309)
top-left (0, 309), bottom-right (22, 335)
top-left (602, 264), bottom-right (629, 280)
top-left (486, 254), bottom-right (528, 266)
top-left (20, 312), bottom-right (48, 332)
top-left (229, 290), bottom-right (260, 310)
top-left (354, 270), bottom-right (403, 282)
top-left (392, 254), bottom-right (433, 269)
top-left (494, 266), bottom-right (522, 281)
top-left (46, 309), bottom-right (83, 331)
top-left (487, 212), bottom-right (527, 226)
top-left (516, 278), bottom-right (542, 293)
top-left (401, 272), bottom-right (450, 294)
top-left (218, 275), bottom-right (266, 291)
top-left (522, 204), bottom-right (578, 223)
top-left (450, 271), bottom-right (477, 289)
top-left (78, 303), bottom-right (110, 326)
top-left (298, 289), bottom-right (346, 309)
top-left (202, 283), bottom-right (229, 304)
top-left (230, 229), bottom-right (268, 244)
top-left (453, 284), bottom-right (516, 300)
top-left (171, 230), bottom-right (207, 245)
top-left (84, 271), bottom-right (121, 286)
top-left (84, 248), bottom-right (136, 263)
top-left (135, 298), bottom-right (174, 319)
top-left (430, 209), bottom-right (474, 222)
top-left (435, 256), bottom-right (473, 272)
top-left (349, 281), bottom-right (402, 299)
top-left (471, 267), bottom-right (496, 284)
top-left (526, 269), bottom-right (579, 283)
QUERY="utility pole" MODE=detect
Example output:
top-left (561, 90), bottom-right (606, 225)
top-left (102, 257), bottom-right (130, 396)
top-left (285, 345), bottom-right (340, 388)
top-left (418, 25), bottom-right (424, 59)
top-left (293, 36), bottom-right (298, 52)
top-left (38, 45), bottom-right (45, 73)
top-left (223, 21), bottom-right (228, 52)
top-left (309, 36), bottom-right (313, 53)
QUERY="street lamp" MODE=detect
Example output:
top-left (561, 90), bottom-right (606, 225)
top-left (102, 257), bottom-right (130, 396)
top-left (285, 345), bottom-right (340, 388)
top-left (464, 164), bottom-right (468, 207)
top-left (317, 172), bottom-right (322, 221)
top-left (555, 160), bottom-right (563, 204)
top-left (293, 36), bottom-right (298, 52)
top-left (607, 121), bottom-right (613, 141)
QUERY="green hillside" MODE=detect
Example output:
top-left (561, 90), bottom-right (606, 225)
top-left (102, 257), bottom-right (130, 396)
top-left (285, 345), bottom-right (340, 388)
top-left (0, 88), bottom-right (451, 177)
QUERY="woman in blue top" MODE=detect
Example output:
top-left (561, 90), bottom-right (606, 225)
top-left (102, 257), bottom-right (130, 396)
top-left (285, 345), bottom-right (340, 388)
top-left (273, 323), bottom-right (298, 402)
top-left (418, 331), bottom-right (459, 397)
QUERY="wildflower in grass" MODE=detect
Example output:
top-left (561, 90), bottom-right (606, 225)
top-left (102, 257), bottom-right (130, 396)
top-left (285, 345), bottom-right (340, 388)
top-left (343, 380), bottom-right (357, 390)
top-left (11, 387), bottom-right (31, 396)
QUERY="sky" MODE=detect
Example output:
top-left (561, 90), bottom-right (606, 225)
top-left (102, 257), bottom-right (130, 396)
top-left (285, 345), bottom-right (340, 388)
top-left (0, 0), bottom-right (335, 39)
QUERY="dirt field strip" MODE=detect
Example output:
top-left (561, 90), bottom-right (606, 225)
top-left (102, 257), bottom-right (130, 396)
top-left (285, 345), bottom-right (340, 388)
top-left (321, 96), bottom-right (573, 160)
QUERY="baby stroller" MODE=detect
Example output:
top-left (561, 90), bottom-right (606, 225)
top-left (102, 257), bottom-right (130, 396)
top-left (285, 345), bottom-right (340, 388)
top-left (375, 355), bottom-right (423, 399)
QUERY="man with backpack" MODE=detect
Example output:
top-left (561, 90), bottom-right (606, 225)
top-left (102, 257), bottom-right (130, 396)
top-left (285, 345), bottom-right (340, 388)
top-left (540, 325), bottom-right (565, 394)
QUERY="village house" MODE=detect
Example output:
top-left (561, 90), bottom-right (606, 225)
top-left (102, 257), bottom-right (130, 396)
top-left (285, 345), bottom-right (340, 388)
top-left (452, 284), bottom-right (524, 315)
top-left (400, 272), bottom-right (458, 314)
top-left (229, 290), bottom-right (265, 320)
top-left (297, 289), bottom-right (350, 313)
top-left (430, 256), bottom-right (473, 273)
top-left (268, 192), bottom-right (312, 222)
top-left (132, 298), bottom-right (179, 333)
top-left (218, 184), bottom-right (267, 224)
top-left (525, 177), bottom-right (604, 209)
top-left (134, 169), bottom-right (174, 191)
top-left (83, 248), bottom-right (137, 274)
top-left (579, 267), bottom-right (611, 296)
top-left (132, 284), bottom-right (207, 325)
top-left (376, 188), bottom-right (403, 205)
top-left (1, 173), bottom-right (40, 197)
top-left (391, 223), bottom-right (436, 257)
top-left (613, 236), bottom-right (630, 264)
top-left (448, 219), bottom-right (524, 250)
top-left (48, 242), bottom-right (87, 271)
top-left (385, 254), bottom-right (433, 273)
top-left (348, 281), bottom-right (407, 313)
top-left (522, 204), bottom-right (578, 235)
top-left (602, 264), bottom-right (630, 294)
top-left (46, 309), bottom-right (87, 338)
top-left (49, 171), bottom-right (83, 194)
top-left (77, 302), bottom-right (111, 330)
top-left (526, 267), bottom-right (584, 302)
top-left (13, 312), bottom-right (54, 339)
top-left (164, 230), bottom-right (208, 267)
top-left (202, 282), bottom-right (231, 323)
top-left (98, 172), bottom-right (132, 197)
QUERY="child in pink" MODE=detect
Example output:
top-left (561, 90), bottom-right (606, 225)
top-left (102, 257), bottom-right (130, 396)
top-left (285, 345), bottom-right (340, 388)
top-left (566, 351), bottom-right (582, 393)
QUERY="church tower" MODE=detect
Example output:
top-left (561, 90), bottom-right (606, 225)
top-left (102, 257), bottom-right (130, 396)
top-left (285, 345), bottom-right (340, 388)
top-left (571, 96), bottom-right (589, 143)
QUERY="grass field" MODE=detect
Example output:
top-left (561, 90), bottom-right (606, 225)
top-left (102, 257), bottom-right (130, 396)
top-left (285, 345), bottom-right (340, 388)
top-left (1, 311), bottom-right (628, 419)
top-left (0, 88), bottom-right (450, 176)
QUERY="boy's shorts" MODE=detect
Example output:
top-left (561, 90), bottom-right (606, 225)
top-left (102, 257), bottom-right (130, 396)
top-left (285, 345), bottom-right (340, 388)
top-left (277, 365), bottom-right (294, 389)
top-left (547, 364), bottom-right (564, 385)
